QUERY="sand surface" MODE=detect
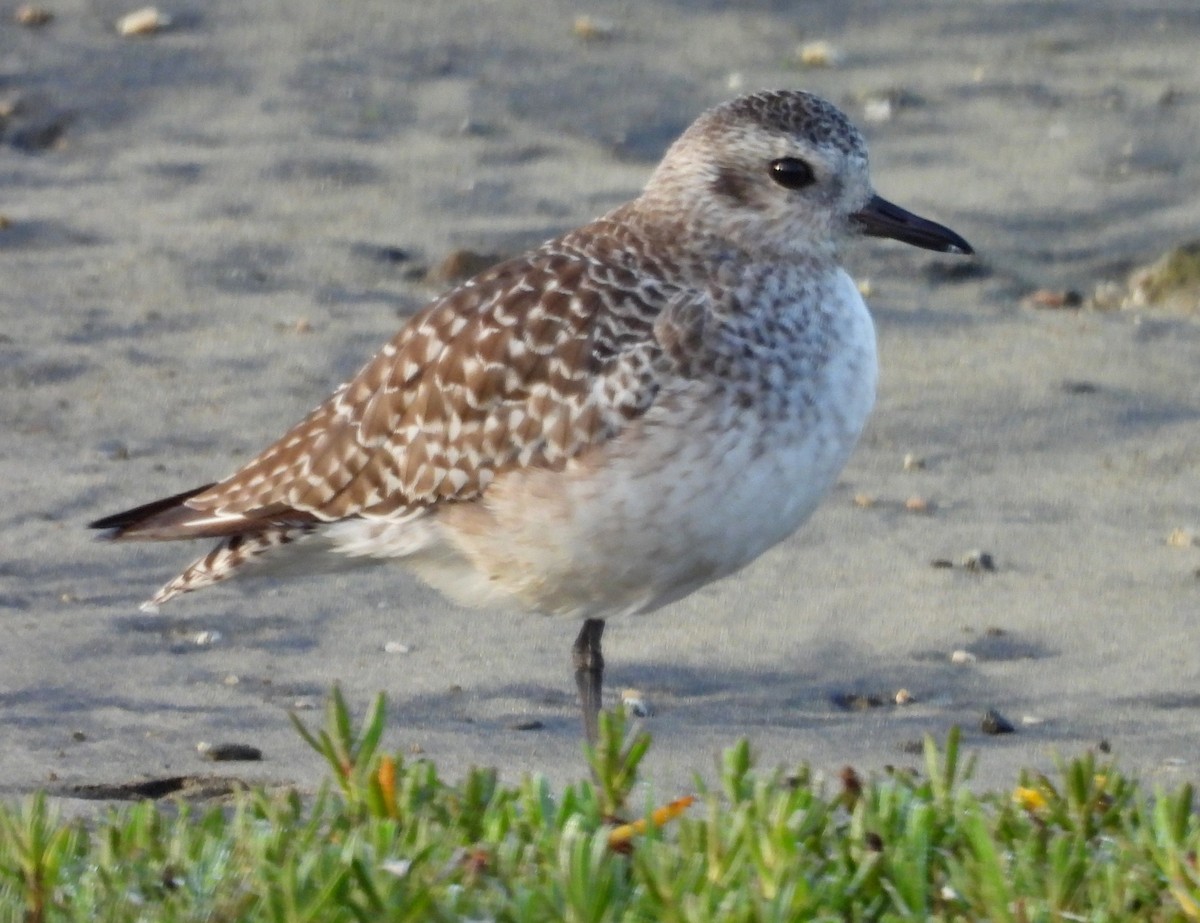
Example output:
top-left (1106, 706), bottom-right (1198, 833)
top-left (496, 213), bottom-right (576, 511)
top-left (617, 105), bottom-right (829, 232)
top-left (2, 1), bottom-right (1198, 805)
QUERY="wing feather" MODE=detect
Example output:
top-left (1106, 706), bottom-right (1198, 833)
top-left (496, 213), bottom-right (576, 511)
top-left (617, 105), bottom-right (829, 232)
top-left (181, 225), bottom-right (670, 527)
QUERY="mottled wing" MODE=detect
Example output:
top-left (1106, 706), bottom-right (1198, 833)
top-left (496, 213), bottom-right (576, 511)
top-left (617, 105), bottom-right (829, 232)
top-left (182, 236), bottom-right (666, 529)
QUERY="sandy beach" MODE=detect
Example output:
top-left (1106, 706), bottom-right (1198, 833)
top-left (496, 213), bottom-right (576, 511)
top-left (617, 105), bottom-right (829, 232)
top-left (2, 0), bottom-right (1198, 804)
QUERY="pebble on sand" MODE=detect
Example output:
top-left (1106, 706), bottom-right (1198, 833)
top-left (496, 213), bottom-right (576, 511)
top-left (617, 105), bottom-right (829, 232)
top-left (795, 40), bottom-right (842, 68)
top-left (981, 709), bottom-right (1015, 735)
top-left (14, 5), bottom-right (53, 26)
top-left (116, 6), bottom-right (169, 37)
top-left (572, 15), bottom-right (616, 41)
top-left (1166, 528), bottom-right (1197, 548)
top-left (621, 688), bottom-right (650, 718)
top-left (198, 742), bottom-right (264, 762)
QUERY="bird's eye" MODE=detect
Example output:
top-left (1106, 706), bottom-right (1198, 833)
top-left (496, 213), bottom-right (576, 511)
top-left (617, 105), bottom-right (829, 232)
top-left (769, 157), bottom-right (816, 191)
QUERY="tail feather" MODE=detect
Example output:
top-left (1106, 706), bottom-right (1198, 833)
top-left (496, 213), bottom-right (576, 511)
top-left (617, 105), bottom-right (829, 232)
top-left (145, 527), bottom-right (316, 608)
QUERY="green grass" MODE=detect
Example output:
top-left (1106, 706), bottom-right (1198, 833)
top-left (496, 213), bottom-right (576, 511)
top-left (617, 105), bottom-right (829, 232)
top-left (2, 688), bottom-right (1198, 921)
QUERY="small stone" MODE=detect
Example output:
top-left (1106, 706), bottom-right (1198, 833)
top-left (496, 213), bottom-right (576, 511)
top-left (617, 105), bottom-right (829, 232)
top-left (71, 730), bottom-right (86, 742)
top-left (1021, 714), bottom-right (1045, 726)
top-left (902, 452), bottom-right (925, 471)
top-left (832, 692), bottom-right (885, 710)
top-left (930, 558), bottom-right (954, 569)
top-left (1021, 288), bottom-right (1083, 309)
top-left (192, 630), bottom-right (222, 647)
top-left (621, 688), bottom-right (650, 717)
top-left (408, 742), bottom-right (424, 755)
top-left (351, 242), bottom-right (412, 265)
top-left (904, 496), bottom-right (932, 514)
top-left (950, 649), bottom-right (977, 665)
top-left (97, 440), bottom-right (130, 461)
top-left (1097, 739), bottom-right (1111, 754)
top-left (15, 5), bottom-right (53, 26)
top-left (1167, 528), bottom-right (1197, 548)
top-left (894, 688), bottom-right (914, 705)
top-left (961, 550), bottom-right (996, 572)
top-left (116, 6), bottom-right (169, 36)
top-left (59, 592), bottom-right (78, 603)
top-left (862, 97), bottom-right (893, 123)
top-left (383, 640), bottom-right (411, 654)
top-left (0, 215), bottom-right (11, 230)
top-left (796, 40), bottom-right (842, 68)
top-left (572, 14), bottom-right (616, 40)
top-left (223, 674), bottom-right (239, 686)
top-left (201, 742), bottom-right (263, 762)
top-left (292, 697), bottom-right (317, 711)
top-left (856, 278), bottom-right (873, 297)
top-left (981, 709), bottom-right (1015, 735)
top-left (852, 493), bottom-right (875, 508)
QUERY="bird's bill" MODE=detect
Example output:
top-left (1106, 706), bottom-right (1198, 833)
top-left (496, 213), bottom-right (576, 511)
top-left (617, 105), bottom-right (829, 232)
top-left (850, 194), bottom-right (973, 255)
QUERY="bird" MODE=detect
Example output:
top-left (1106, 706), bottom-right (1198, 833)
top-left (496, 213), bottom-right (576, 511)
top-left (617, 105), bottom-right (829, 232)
top-left (90, 89), bottom-right (973, 743)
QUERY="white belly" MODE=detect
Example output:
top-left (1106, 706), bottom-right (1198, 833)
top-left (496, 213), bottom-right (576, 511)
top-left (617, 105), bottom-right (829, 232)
top-left (330, 271), bottom-right (877, 619)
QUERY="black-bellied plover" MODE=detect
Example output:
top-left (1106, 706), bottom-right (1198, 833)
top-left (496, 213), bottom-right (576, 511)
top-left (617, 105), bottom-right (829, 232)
top-left (91, 90), bottom-right (972, 742)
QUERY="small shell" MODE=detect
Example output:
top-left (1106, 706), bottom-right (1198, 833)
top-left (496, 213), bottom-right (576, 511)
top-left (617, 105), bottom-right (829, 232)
top-left (950, 649), bottom-right (977, 665)
top-left (383, 640), bottom-right (411, 654)
top-left (894, 688), bottom-right (914, 706)
top-left (116, 6), bottom-right (170, 37)
top-left (902, 453), bottom-right (925, 471)
top-left (15, 5), bottom-right (54, 26)
top-left (1167, 528), bottom-right (1197, 548)
top-left (1021, 288), bottom-right (1082, 310)
top-left (862, 98), bottom-right (893, 123)
top-left (572, 15), bottom-right (616, 41)
top-left (796, 41), bottom-right (842, 68)
top-left (192, 629), bottom-right (222, 646)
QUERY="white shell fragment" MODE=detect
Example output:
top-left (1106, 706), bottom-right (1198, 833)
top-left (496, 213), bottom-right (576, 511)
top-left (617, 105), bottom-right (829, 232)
top-left (117, 6), bottom-right (170, 36)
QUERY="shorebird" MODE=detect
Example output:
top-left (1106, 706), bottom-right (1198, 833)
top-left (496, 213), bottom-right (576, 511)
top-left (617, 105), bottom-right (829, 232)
top-left (91, 90), bottom-right (972, 743)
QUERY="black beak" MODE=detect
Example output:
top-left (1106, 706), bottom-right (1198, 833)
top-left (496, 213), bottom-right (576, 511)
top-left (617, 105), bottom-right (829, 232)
top-left (851, 194), bottom-right (973, 255)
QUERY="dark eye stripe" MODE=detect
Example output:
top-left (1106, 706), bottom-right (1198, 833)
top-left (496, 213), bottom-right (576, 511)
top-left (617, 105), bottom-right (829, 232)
top-left (769, 157), bottom-right (816, 190)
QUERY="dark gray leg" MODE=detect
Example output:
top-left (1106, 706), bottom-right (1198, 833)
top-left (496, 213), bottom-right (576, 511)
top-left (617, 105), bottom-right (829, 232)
top-left (572, 618), bottom-right (605, 745)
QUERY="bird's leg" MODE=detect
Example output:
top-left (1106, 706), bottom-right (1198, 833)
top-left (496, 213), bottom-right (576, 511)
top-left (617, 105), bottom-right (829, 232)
top-left (572, 618), bottom-right (605, 746)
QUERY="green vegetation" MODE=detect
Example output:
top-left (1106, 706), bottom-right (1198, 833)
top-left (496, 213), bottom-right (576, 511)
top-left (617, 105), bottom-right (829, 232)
top-left (2, 688), bottom-right (1198, 921)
